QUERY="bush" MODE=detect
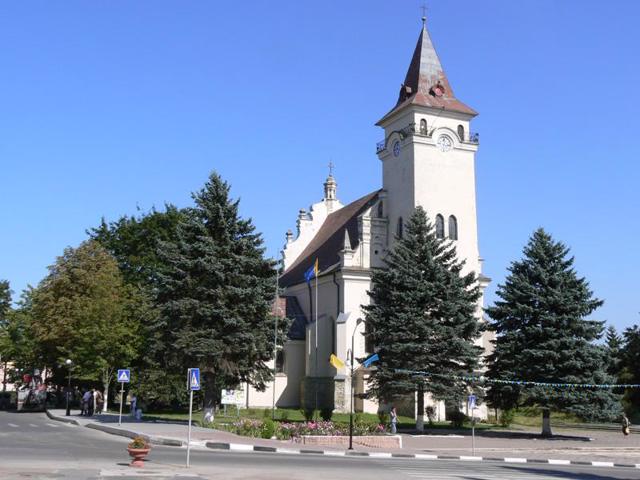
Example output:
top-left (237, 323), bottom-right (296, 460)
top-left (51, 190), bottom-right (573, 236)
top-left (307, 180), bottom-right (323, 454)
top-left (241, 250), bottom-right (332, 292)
top-left (262, 408), bottom-right (271, 419)
top-left (377, 411), bottom-right (389, 426)
top-left (320, 408), bottom-right (333, 421)
top-left (449, 410), bottom-right (467, 428)
top-left (301, 408), bottom-right (315, 421)
top-left (279, 410), bottom-right (289, 421)
top-left (261, 418), bottom-right (275, 439)
top-left (425, 406), bottom-right (436, 425)
top-left (499, 409), bottom-right (515, 427)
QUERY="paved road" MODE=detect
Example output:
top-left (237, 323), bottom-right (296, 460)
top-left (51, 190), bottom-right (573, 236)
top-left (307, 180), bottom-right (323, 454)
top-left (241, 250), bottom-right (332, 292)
top-left (1, 411), bottom-right (639, 479)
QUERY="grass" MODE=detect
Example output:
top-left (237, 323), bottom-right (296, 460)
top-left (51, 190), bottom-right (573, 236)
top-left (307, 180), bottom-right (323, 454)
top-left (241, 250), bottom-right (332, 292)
top-left (139, 406), bottom-right (589, 432)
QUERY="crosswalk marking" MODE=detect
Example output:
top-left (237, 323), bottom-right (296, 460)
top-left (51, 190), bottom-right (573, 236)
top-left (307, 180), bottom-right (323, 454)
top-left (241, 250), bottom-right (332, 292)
top-left (8, 423), bottom-right (19, 428)
top-left (29, 423), bottom-right (38, 427)
top-left (46, 423), bottom-right (59, 428)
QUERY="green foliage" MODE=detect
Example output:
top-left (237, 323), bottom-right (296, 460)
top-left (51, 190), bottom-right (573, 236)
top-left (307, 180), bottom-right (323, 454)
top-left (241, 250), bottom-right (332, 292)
top-left (261, 418), bottom-right (276, 439)
top-left (128, 436), bottom-right (150, 450)
top-left (499, 408), bottom-right (516, 427)
top-left (279, 410), bottom-right (289, 421)
top-left (0, 280), bottom-right (11, 324)
top-left (155, 172), bottom-right (287, 417)
top-left (88, 204), bottom-right (185, 288)
top-left (29, 241), bottom-right (148, 391)
top-left (619, 325), bottom-right (640, 417)
top-left (378, 411), bottom-right (390, 425)
top-left (425, 406), bottom-right (436, 425)
top-left (364, 207), bottom-right (483, 406)
top-left (447, 410), bottom-right (467, 428)
top-left (301, 408), bottom-right (315, 421)
top-left (485, 229), bottom-right (621, 424)
top-left (605, 325), bottom-right (623, 378)
top-left (320, 407), bottom-right (333, 421)
top-left (262, 408), bottom-right (271, 419)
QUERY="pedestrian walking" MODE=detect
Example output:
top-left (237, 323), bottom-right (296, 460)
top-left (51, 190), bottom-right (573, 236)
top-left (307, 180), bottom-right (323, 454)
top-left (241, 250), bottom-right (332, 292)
top-left (82, 389), bottom-right (92, 416)
top-left (390, 406), bottom-right (398, 434)
top-left (95, 389), bottom-right (104, 414)
top-left (622, 414), bottom-right (631, 436)
top-left (87, 388), bottom-right (95, 416)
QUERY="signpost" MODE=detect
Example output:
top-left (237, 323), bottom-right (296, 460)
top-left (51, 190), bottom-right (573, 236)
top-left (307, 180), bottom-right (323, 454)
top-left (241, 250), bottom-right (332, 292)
top-left (117, 369), bottom-right (130, 426)
top-left (468, 394), bottom-right (477, 455)
top-left (186, 368), bottom-right (200, 468)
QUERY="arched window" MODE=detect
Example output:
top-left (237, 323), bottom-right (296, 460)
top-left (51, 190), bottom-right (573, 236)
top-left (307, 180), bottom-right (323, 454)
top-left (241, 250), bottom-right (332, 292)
top-left (377, 201), bottom-right (384, 218)
top-left (448, 215), bottom-right (458, 240)
top-left (397, 217), bottom-right (403, 239)
top-left (457, 125), bottom-right (465, 142)
top-left (435, 214), bottom-right (445, 239)
top-left (420, 118), bottom-right (427, 134)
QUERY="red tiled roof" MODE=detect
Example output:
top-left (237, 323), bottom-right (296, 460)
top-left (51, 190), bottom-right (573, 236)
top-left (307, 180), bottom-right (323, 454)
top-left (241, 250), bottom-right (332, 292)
top-left (377, 23), bottom-right (476, 125)
top-left (280, 190), bottom-right (381, 287)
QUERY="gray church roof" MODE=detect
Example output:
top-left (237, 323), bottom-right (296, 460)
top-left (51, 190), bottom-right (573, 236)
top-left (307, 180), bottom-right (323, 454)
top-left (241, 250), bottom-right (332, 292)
top-left (279, 190), bottom-right (381, 288)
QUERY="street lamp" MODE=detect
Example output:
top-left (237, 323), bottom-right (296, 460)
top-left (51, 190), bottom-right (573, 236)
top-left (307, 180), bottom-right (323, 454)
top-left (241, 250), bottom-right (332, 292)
top-left (65, 359), bottom-right (72, 416)
top-left (349, 318), bottom-right (365, 450)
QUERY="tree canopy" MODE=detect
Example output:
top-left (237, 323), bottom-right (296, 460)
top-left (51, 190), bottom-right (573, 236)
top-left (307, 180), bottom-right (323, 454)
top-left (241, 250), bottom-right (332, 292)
top-left (485, 229), bottom-right (620, 433)
top-left (364, 207), bottom-right (483, 427)
top-left (30, 241), bottom-right (148, 390)
top-left (155, 172), bottom-right (285, 421)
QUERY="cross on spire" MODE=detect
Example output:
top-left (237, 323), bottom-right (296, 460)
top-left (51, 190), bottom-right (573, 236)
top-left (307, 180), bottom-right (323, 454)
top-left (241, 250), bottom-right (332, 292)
top-left (421, 2), bottom-right (427, 25)
top-left (328, 160), bottom-right (334, 176)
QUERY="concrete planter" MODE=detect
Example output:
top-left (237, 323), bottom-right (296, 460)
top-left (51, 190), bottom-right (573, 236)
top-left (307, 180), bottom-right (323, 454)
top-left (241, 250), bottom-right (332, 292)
top-left (301, 435), bottom-right (402, 449)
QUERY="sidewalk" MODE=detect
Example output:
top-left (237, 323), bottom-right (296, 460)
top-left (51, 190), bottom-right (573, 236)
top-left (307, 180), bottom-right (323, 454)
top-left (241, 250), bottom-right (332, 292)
top-left (47, 409), bottom-right (640, 467)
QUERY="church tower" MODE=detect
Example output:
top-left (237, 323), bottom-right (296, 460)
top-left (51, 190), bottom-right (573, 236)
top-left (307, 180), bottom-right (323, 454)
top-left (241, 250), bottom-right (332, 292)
top-left (376, 18), bottom-right (485, 288)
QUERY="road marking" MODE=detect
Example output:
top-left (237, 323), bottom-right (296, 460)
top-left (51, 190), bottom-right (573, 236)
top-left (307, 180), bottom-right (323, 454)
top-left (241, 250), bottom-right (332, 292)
top-left (324, 450), bottom-right (345, 456)
top-left (368, 452), bottom-right (393, 458)
top-left (591, 461), bottom-right (614, 467)
top-left (504, 457), bottom-right (527, 463)
top-left (46, 423), bottom-right (59, 428)
top-left (29, 423), bottom-right (38, 427)
top-left (8, 423), bottom-right (19, 428)
top-left (459, 455), bottom-right (483, 461)
top-left (414, 454), bottom-right (438, 460)
top-left (548, 459), bottom-right (571, 465)
top-left (228, 443), bottom-right (253, 451)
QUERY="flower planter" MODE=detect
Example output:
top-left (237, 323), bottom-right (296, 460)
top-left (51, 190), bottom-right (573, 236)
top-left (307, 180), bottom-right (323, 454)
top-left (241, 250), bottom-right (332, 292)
top-left (127, 447), bottom-right (150, 467)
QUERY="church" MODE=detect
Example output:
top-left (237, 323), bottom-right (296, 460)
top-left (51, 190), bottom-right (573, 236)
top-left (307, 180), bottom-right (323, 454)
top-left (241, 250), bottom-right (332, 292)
top-left (242, 18), bottom-right (492, 421)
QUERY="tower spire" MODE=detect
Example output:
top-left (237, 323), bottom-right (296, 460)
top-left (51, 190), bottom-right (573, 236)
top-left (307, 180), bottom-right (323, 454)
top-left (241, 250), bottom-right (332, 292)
top-left (377, 19), bottom-right (476, 124)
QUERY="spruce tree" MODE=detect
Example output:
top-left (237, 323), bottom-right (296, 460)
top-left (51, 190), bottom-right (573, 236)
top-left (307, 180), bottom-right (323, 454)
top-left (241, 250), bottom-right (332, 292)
top-left (364, 207), bottom-right (483, 430)
top-left (619, 325), bottom-right (640, 419)
top-left (486, 229), bottom-right (620, 435)
top-left (605, 325), bottom-right (623, 378)
top-left (156, 172), bottom-right (285, 423)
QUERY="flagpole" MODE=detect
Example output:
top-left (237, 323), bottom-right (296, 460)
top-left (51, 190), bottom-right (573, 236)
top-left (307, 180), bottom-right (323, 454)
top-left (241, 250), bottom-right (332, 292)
top-left (314, 266), bottom-right (318, 418)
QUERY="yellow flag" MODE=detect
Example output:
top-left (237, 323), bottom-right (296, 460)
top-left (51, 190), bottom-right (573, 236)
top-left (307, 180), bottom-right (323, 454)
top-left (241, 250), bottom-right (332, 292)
top-left (329, 354), bottom-right (345, 369)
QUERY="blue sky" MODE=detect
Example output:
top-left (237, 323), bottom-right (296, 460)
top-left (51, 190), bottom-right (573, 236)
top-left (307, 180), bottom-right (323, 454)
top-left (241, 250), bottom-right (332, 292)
top-left (1, 1), bottom-right (638, 331)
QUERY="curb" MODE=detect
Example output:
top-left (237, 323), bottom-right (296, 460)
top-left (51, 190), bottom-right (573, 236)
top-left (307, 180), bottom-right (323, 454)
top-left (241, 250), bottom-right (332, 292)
top-left (45, 409), bottom-right (184, 447)
top-left (45, 409), bottom-right (81, 426)
top-left (44, 411), bottom-right (639, 470)
top-left (204, 441), bottom-right (640, 470)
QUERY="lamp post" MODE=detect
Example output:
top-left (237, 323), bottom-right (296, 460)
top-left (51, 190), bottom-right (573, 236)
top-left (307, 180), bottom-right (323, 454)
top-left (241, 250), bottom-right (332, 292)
top-left (65, 359), bottom-right (72, 416)
top-left (348, 318), bottom-right (364, 450)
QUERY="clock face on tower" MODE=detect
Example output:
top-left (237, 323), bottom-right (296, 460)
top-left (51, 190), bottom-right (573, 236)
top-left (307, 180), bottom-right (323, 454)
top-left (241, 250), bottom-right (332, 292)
top-left (437, 135), bottom-right (453, 152)
top-left (393, 141), bottom-right (400, 157)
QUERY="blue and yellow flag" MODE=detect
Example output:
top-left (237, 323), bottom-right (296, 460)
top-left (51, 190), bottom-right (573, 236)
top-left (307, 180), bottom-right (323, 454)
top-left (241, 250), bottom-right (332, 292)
top-left (304, 258), bottom-right (319, 284)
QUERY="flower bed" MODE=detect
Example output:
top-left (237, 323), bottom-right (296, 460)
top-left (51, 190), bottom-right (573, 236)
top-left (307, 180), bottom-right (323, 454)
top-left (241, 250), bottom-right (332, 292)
top-left (220, 418), bottom-right (386, 440)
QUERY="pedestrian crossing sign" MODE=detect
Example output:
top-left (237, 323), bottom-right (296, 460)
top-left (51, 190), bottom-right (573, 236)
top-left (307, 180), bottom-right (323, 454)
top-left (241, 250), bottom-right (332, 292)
top-left (188, 368), bottom-right (200, 391)
top-left (117, 369), bottom-right (130, 383)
